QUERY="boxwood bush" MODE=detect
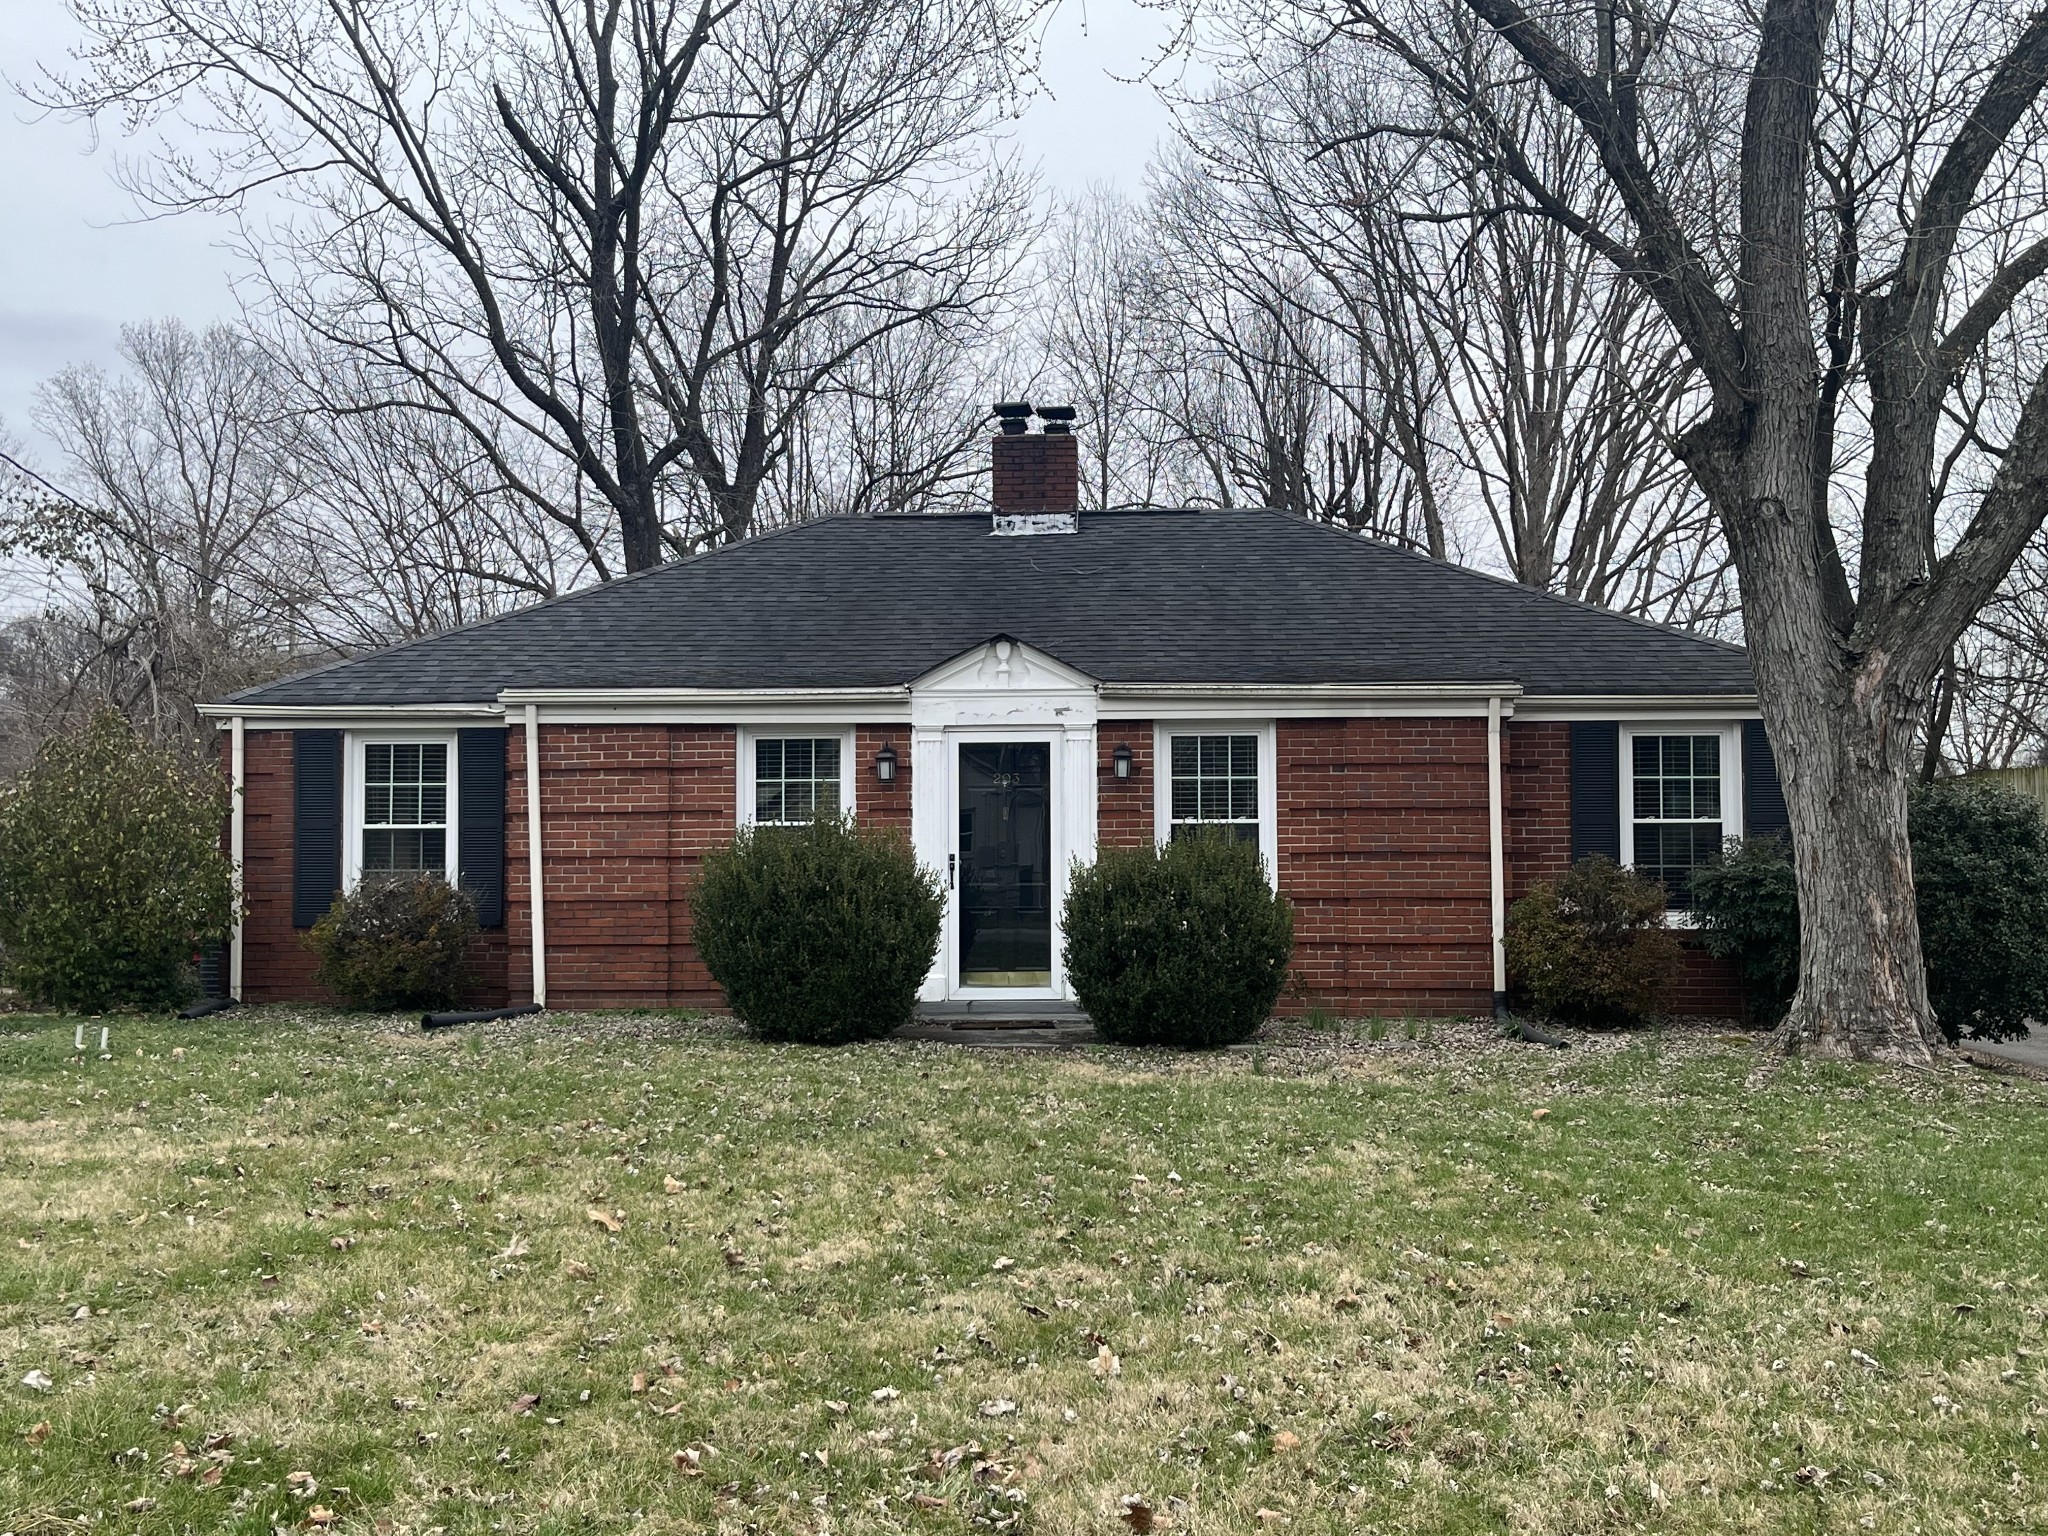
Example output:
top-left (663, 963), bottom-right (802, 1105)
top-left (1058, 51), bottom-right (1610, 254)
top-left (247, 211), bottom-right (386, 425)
top-left (308, 874), bottom-right (478, 1011)
top-left (1690, 781), bottom-right (2048, 1040)
top-left (0, 712), bottom-right (236, 1013)
top-left (1062, 834), bottom-right (1294, 1049)
top-left (693, 816), bottom-right (942, 1044)
top-left (1504, 856), bottom-right (1681, 1026)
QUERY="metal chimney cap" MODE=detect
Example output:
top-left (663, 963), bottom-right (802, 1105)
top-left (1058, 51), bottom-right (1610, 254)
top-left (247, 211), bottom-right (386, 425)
top-left (1035, 404), bottom-right (1077, 422)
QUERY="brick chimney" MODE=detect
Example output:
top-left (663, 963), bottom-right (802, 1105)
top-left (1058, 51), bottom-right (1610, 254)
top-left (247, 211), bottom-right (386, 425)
top-left (991, 402), bottom-right (1079, 517)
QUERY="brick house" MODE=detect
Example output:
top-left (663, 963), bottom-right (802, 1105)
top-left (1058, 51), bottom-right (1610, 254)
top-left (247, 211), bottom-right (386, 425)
top-left (203, 415), bottom-right (1780, 1018)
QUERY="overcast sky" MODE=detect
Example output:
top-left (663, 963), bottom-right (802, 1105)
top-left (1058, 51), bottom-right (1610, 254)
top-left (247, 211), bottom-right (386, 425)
top-left (0, 0), bottom-right (1190, 466)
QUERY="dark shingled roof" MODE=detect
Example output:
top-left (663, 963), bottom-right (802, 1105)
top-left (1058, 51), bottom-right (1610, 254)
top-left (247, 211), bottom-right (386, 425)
top-left (224, 508), bottom-right (1753, 706)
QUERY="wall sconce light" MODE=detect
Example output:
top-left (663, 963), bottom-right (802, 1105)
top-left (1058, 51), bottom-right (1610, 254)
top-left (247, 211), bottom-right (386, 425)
top-left (1111, 743), bottom-right (1134, 780)
top-left (875, 743), bottom-right (899, 784)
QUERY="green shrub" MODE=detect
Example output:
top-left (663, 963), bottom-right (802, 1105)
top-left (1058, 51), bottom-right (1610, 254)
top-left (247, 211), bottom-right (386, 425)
top-left (692, 816), bottom-right (942, 1044)
top-left (1504, 856), bottom-right (1680, 1027)
top-left (1687, 783), bottom-right (2048, 1041)
top-left (1690, 835), bottom-right (1801, 1023)
top-left (1911, 779), bottom-right (2048, 1041)
top-left (1062, 834), bottom-right (1294, 1049)
top-left (0, 712), bottom-right (235, 1012)
top-left (308, 874), bottom-right (478, 1011)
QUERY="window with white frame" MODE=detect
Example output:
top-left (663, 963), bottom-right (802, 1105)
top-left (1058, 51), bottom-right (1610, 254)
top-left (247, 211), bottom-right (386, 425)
top-left (752, 736), bottom-right (844, 824)
top-left (1629, 732), bottom-right (1725, 907)
top-left (1167, 733), bottom-right (1261, 845)
top-left (361, 741), bottom-right (450, 875)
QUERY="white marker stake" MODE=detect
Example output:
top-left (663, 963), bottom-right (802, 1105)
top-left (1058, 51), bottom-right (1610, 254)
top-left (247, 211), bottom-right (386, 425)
top-left (75, 1025), bottom-right (85, 1052)
top-left (99, 1026), bottom-right (109, 1054)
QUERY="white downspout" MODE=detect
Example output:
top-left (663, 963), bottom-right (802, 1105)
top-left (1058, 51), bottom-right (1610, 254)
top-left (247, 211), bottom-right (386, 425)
top-left (1487, 694), bottom-right (1507, 1018)
top-left (228, 716), bottom-right (245, 1002)
top-left (525, 703), bottom-right (548, 1008)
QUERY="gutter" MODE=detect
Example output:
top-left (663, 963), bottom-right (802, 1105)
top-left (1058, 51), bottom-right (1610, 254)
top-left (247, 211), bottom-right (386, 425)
top-left (524, 702), bottom-right (548, 1009)
top-left (198, 701), bottom-right (505, 720)
top-left (228, 716), bottom-right (245, 1003)
top-left (1487, 694), bottom-right (1507, 1020)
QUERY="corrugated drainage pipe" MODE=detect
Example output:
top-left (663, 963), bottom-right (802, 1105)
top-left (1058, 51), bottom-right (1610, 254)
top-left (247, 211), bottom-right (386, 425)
top-left (421, 1004), bottom-right (545, 1031)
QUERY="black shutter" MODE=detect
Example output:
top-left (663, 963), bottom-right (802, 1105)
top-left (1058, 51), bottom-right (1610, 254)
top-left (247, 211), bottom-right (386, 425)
top-left (459, 727), bottom-right (507, 928)
top-left (1570, 721), bottom-right (1622, 863)
top-left (293, 729), bottom-right (343, 928)
top-left (1743, 719), bottom-right (1789, 838)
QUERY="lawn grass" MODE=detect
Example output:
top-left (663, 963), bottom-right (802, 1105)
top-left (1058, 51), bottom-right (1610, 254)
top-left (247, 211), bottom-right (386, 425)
top-left (2, 1009), bottom-right (2044, 1535)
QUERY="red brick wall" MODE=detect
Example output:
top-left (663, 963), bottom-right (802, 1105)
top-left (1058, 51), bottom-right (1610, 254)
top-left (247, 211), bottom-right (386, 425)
top-left (1097, 720), bottom-right (1153, 847)
top-left (235, 730), bottom-right (507, 1007)
top-left (855, 726), bottom-right (912, 835)
top-left (1506, 719), bottom-right (1572, 899)
top-left (507, 723), bottom-right (734, 1010)
top-left (1276, 718), bottom-right (1494, 1015)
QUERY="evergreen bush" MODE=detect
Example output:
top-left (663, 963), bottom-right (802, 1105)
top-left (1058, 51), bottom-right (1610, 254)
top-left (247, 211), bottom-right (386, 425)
top-left (1062, 834), bottom-right (1294, 1049)
top-left (1504, 856), bottom-right (1680, 1026)
top-left (1910, 779), bottom-right (2048, 1041)
top-left (308, 873), bottom-right (478, 1011)
top-left (0, 713), bottom-right (236, 1012)
top-left (692, 816), bottom-right (942, 1044)
top-left (1690, 834), bottom-right (1801, 1023)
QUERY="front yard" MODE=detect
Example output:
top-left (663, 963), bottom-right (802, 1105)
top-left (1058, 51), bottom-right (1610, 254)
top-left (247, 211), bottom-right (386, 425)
top-left (0, 1010), bottom-right (2042, 1535)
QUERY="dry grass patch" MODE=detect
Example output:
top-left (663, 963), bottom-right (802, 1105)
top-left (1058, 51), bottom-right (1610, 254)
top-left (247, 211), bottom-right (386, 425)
top-left (1, 1009), bottom-right (2045, 1535)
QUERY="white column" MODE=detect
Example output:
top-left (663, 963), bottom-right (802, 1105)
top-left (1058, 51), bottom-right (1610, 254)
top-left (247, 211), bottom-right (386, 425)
top-left (525, 703), bottom-right (548, 1008)
top-left (228, 716), bottom-right (245, 1002)
top-left (1487, 695), bottom-right (1507, 1010)
top-left (1057, 723), bottom-right (1097, 1000)
top-left (912, 726), bottom-right (948, 1002)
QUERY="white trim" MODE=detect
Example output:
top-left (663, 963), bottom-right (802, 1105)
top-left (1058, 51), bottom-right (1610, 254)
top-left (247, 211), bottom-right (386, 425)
top-left (228, 717), bottom-right (245, 1002)
top-left (501, 686), bottom-right (905, 705)
top-left (736, 728), bottom-right (858, 825)
top-left (525, 704), bottom-right (547, 1008)
top-left (342, 730), bottom-right (461, 890)
top-left (1487, 695), bottom-right (1506, 1000)
top-left (1618, 722), bottom-right (1745, 912)
top-left (1151, 721), bottom-right (1281, 890)
top-left (1516, 696), bottom-right (1760, 721)
top-left (1107, 682), bottom-right (1520, 720)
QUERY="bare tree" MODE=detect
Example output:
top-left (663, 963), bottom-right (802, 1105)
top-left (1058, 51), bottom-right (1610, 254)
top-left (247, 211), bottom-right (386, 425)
top-left (43, 0), bottom-right (1041, 575)
top-left (1224, 0), bottom-right (2048, 1060)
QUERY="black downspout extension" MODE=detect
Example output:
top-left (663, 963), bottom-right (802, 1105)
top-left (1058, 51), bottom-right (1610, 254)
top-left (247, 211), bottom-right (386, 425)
top-left (178, 997), bottom-right (240, 1020)
top-left (421, 1003), bottom-right (545, 1031)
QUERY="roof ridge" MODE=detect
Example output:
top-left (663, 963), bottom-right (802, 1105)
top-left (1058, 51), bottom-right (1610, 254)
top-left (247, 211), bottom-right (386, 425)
top-left (224, 515), bottom-right (840, 705)
top-left (1250, 506), bottom-right (1747, 656)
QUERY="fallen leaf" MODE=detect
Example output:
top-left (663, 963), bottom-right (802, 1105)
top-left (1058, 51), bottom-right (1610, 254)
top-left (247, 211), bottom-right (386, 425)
top-left (198, 1464), bottom-right (223, 1486)
top-left (203, 1431), bottom-right (234, 1451)
top-left (1255, 1509), bottom-right (1285, 1524)
top-left (586, 1207), bottom-right (622, 1233)
top-left (630, 1372), bottom-right (649, 1395)
top-left (496, 1235), bottom-right (530, 1260)
top-left (824, 1399), bottom-right (849, 1414)
top-left (1118, 1493), bottom-right (1159, 1531)
top-left (20, 1369), bottom-right (53, 1392)
top-left (510, 1393), bottom-right (541, 1416)
top-left (1333, 1294), bottom-right (1363, 1312)
top-left (910, 1493), bottom-right (948, 1511)
top-left (992, 1256), bottom-right (1015, 1271)
top-left (286, 1470), bottom-right (317, 1497)
top-left (329, 1235), bottom-right (354, 1252)
top-left (23, 1420), bottom-right (51, 1445)
top-left (979, 1398), bottom-right (1017, 1417)
top-left (1272, 1430), bottom-right (1301, 1452)
top-left (663, 1175), bottom-right (683, 1194)
top-left (307, 1505), bottom-right (338, 1526)
top-left (1531, 1107), bottom-right (1552, 1121)
top-left (871, 1385), bottom-right (901, 1402)
top-left (673, 1446), bottom-right (703, 1475)
top-left (124, 1497), bottom-right (157, 1513)
top-left (1091, 1344), bottom-right (1120, 1378)
top-left (564, 1259), bottom-right (595, 1280)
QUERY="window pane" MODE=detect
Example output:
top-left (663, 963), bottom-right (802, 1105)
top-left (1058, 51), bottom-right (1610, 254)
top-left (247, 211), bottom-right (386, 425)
top-left (1662, 779), bottom-right (1691, 819)
top-left (817, 780), bottom-right (841, 817)
top-left (421, 829), bottom-right (446, 870)
top-left (1231, 823), bottom-right (1259, 846)
top-left (1695, 779), bottom-right (1721, 819)
top-left (1691, 735), bottom-right (1720, 772)
top-left (756, 739), bottom-right (782, 779)
top-left (1171, 736), bottom-right (1197, 774)
top-left (1633, 779), bottom-right (1660, 819)
top-left (366, 743), bottom-right (393, 781)
top-left (421, 784), bottom-right (446, 822)
top-left (1230, 780), bottom-right (1257, 820)
top-left (421, 743), bottom-right (447, 781)
top-left (758, 786), bottom-right (784, 823)
top-left (365, 786), bottom-right (392, 824)
top-left (785, 781), bottom-right (814, 821)
top-left (1199, 736), bottom-right (1227, 774)
top-left (1633, 736), bottom-right (1658, 774)
top-left (363, 829), bottom-right (394, 870)
top-left (784, 738), bottom-right (814, 779)
top-left (1197, 780), bottom-right (1225, 819)
top-left (1171, 779), bottom-right (1197, 819)
top-left (1661, 737), bottom-right (1691, 776)
top-left (815, 738), bottom-right (840, 777)
top-left (1230, 735), bottom-right (1257, 775)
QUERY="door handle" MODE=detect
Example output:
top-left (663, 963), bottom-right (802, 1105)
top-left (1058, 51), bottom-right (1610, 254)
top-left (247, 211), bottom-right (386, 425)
top-left (948, 853), bottom-right (956, 890)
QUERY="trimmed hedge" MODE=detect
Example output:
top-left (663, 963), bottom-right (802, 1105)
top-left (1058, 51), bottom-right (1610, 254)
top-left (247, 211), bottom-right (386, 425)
top-left (308, 874), bottom-right (478, 1011)
top-left (0, 713), bottom-right (235, 1012)
top-left (1504, 856), bottom-right (1681, 1026)
top-left (692, 816), bottom-right (942, 1044)
top-left (1062, 834), bottom-right (1294, 1049)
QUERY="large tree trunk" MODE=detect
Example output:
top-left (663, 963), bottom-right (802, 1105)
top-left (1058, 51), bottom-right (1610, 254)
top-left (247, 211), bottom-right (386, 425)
top-left (1766, 678), bottom-right (1945, 1064)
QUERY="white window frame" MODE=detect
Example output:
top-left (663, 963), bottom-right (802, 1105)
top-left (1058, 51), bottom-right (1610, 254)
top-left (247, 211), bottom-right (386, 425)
top-left (1619, 722), bottom-right (1744, 919)
top-left (1152, 721), bottom-right (1280, 890)
top-left (344, 731), bottom-right (460, 890)
top-left (737, 728), bottom-right (858, 826)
